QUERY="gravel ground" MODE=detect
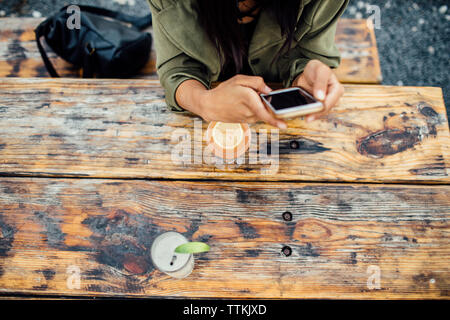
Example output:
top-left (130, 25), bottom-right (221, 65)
top-left (1, 0), bottom-right (449, 118)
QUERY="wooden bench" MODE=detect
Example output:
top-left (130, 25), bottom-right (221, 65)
top-left (0, 78), bottom-right (448, 299)
top-left (0, 18), bottom-right (382, 84)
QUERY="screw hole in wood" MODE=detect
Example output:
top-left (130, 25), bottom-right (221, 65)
top-left (281, 246), bottom-right (292, 257)
top-left (282, 211), bottom-right (293, 221)
top-left (290, 141), bottom-right (299, 149)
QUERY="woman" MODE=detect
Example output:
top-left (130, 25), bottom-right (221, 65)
top-left (149, 0), bottom-right (348, 129)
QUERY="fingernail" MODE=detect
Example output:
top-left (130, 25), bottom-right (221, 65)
top-left (307, 116), bottom-right (314, 122)
top-left (316, 90), bottom-right (325, 100)
top-left (265, 85), bottom-right (272, 93)
top-left (278, 122), bottom-right (287, 129)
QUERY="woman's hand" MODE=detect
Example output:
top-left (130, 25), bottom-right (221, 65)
top-left (292, 59), bottom-right (344, 122)
top-left (199, 75), bottom-right (287, 129)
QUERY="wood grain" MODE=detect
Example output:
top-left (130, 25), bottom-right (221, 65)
top-left (0, 178), bottom-right (448, 299)
top-left (0, 78), bottom-right (448, 183)
top-left (334, 19), bottom-right (383, 84)
top-left (0, 17), bottom-right (381, 84)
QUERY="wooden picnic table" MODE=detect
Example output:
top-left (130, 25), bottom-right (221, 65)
top-left (0, 18), bottom-right (382, 84)
top-left (0, 78), bottom-right (449, 299)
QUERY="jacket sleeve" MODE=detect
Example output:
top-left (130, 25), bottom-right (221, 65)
top-left (282, 0), bottom-right (349, 87)
top-left (149, 0), bottom-right (210, 112)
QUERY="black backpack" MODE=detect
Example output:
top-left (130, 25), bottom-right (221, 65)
top-left (35, 5), bottom-right (152, 78)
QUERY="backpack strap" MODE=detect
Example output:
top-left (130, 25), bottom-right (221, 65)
top-left (34, 23), bottom-right (60, 77)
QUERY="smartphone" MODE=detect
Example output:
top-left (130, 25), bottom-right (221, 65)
top-left (260, 87), bottom-right (324, 119)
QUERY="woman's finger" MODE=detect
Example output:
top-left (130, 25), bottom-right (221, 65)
top-left (306, 77), bottom-right (344, 122)
top-left (241, 107), bottom-right (255, 119)
top-left (245, 90), bottom-right (287, 129)
top-left (246, 116), bottom-right (258, 124)
top-left (312, 63), bottom-right (331, 101)
top-left (323, 75), bottom-right (344, 111)
top-left (232, 75), bottom-right (272, 94)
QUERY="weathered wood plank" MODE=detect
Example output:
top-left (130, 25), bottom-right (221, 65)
top-left (0, 178), bottom-right (448, 299)
top-left (0, 17), bottom-right (381, 84)
top-left (0, 78), bottom-right (448, 183)
top-left (334, 19), bottom-right (382, 84)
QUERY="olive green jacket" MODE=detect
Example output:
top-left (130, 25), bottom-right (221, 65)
top-left (148, 0), bottom-right (348, 111)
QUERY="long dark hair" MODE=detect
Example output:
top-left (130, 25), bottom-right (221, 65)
top-left (196, 0), bottom-right (302, 73)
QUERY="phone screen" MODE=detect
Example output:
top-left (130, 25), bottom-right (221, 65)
top-left (264, 89), bottom-right (315, 111)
